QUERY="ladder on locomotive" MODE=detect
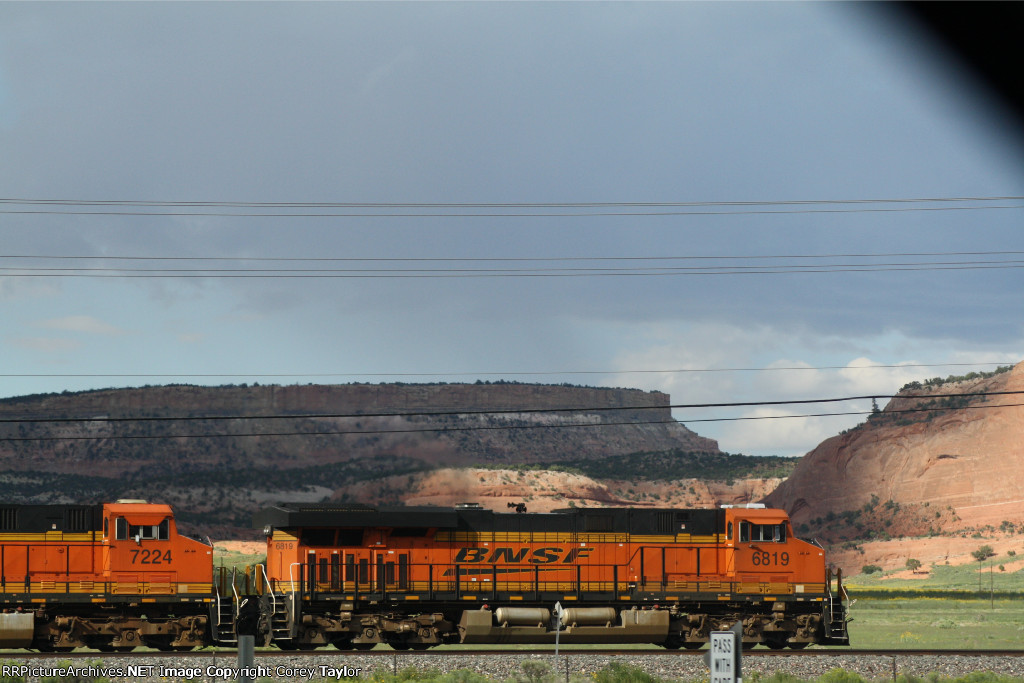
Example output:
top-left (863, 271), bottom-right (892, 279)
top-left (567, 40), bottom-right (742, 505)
top-left (824, 567), bottom-right (850, 644)
top-left (260, 564), bottom-right (294, 646)
top-left (213, 566), bottom-right (240, 645)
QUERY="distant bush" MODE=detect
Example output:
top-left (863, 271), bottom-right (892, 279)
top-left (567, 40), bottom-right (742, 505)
top-left (861, 565), bottom-right (883, 575)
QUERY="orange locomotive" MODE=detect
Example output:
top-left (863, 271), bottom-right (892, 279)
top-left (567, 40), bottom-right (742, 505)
top-left (254, 502), bottom-right (849, 650)
top-left (0, 501), bottom-right (223, 651)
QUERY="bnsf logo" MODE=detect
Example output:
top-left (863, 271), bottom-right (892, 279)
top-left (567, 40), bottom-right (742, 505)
top-left (454, 547), bottom-right (594, 564)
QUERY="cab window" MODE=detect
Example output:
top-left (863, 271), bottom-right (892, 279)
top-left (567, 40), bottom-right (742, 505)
top-left (114, 517), bottom-right (170, 541)
top-left (739, 521), bottom-right (786, 543)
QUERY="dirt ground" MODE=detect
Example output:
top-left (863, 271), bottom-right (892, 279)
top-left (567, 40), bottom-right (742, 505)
top-left (215, 540), bottom-right (265, 555)
top-left (830, 534), bottom-right (1024, 576)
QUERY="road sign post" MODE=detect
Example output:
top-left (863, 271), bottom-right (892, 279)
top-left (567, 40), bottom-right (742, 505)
top-left (704, 623), bottom-right (743, 683)
top-left (553, 601), bottom-right (564, 656)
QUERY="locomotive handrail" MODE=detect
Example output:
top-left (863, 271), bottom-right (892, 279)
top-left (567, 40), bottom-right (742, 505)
top-left (287, 562), bottom-right (303, 628)
top-left (258, 562), bottom-right (277, 642)
top-left (231, 566), bottom-right (240, 619)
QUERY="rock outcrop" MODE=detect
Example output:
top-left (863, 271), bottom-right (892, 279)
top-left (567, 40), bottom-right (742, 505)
top-left (0, 383), bottom-right (719, 476)
top-left (764, 362), bottom-right (1024, 534)
top-left (0, 382), bottom-right (727, 537)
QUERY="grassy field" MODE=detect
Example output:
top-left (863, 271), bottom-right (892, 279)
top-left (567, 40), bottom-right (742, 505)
top-left (835, 554), bottom-right (1024, 649)
top-left (212, 546), bottom-right (265, 571)
top-left (841, 598), bottom-right (1024, 650)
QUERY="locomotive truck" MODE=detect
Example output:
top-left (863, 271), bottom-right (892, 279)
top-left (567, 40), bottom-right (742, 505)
top-left (1, 500), bottom-right (849, 651)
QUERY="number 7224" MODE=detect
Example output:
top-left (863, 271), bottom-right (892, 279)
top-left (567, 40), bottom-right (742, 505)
top-left (129, 548), bottom-right (172, 564)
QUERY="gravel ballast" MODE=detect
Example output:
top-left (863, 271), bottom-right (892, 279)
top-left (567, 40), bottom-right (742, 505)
top-left (5, 653), bottom-right (1024, 682)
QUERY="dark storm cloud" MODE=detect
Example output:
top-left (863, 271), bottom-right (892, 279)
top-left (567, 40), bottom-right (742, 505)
top-left (1, 1), bottom-right (1022, 353)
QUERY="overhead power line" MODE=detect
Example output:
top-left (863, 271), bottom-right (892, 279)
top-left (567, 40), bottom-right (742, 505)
top-left (5, 253), bottom-right (1024, 278)
top-left (0, 360), bottom-right (1013, 379)
top-left (0, 195), bottom-right (1022, 218)
top-left (1, 389), bottom-right (1021, 426)
top-left (1, 399), bottom-right (1021, 443)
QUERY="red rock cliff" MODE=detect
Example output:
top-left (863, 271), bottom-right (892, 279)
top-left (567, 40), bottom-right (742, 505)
top-left (764, 361), bottom-right (1024, 532)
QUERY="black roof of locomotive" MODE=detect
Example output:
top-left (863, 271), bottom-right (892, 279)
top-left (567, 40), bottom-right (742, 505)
top-left (0, 503), bottom-right (104, 533)
top-left (253, 503), bottom-right (725, 536)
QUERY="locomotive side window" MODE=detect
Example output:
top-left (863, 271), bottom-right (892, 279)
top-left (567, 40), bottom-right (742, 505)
top-left (115, 517), bottom-right (169, 541)
top-left (739, 521), bottom-right (787, 543)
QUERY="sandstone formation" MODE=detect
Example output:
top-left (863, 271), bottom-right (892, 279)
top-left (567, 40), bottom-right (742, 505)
top-left (764, 361), bottom-right (1024, 534)
top-left (331, 467), bottom-right (783, 512)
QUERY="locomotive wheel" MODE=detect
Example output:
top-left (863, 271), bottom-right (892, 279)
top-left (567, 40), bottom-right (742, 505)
top-left (144, 636), bottom-right (175, 651)
top-left (332, 638), bottom-right (354, 650)
top-left (682, 642), bottom-right (704, 650)
top-left (662, 635), bottom-right (683, 650)
top-left (353, 643), bottom-right (377, 651)
top-left (410, 643), bottom-right (431, 651)
top-left (789, 642), bottom-right (809, 650)
top-left (764, 638), bottom-right (787, 650)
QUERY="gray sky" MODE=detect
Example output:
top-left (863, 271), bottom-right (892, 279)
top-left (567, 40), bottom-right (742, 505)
top-left (2, 2), bottom-right (1022, 456)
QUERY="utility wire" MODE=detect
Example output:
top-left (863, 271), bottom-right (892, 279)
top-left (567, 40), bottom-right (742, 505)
top-left (1, 400), bottom-right (1021, 443)
top-left (5, 261), bottom-right (1024, 278)
top-left (0, 193), bottom-right (1019, 218)
top-left (1, 195), bottom-right (1022, 218)
top-left (1, 390), bottom-right (1020, 426)
top-left (5, 250), bottom-right (1024, 262)
top-left (5, 252), bottom-right (1024, 279)
top-left (0, 361), bottom-right (1013, 379)
top-left (3, 205), bottom-right (1023, 218)
top-left (3, 195), bottom-right (1023, 207)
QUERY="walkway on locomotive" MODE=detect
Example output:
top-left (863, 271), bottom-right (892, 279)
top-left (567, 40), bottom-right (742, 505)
top-left (254, 503), bottom-right (831, 604)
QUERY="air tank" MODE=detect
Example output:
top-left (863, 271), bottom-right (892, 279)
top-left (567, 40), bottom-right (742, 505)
top-left (560, 607), bottom-right (617, 625)
top-left (495, 607), bottom-right (551, 625)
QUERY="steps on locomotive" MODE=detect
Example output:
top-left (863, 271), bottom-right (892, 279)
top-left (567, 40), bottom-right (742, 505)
top-left (823, 601), bottom-right (850, 644)
top-left (212, 566), bottom-right (246, 645)
top-left (268, 591), bottom-right (294, 644)
top-left (213, 596), bottom-right (238, 645)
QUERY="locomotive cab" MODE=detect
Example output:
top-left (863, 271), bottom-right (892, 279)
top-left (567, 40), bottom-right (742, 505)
top-left (0, 501), bottom-right (215, 651)
top-left (103, 502), bottom-right (199, 594)
top-left (723, 505), bottom-right (826, 586)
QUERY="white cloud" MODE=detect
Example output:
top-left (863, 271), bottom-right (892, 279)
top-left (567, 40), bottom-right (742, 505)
top-left (724, 405), bottom-right (865, 457)
top-left (836, 357), bottom-right (924, 398)
top-left (600, 321), bottom-right (1022, 455)
top-left (32, 315), bottom-right (126, 336)
top-left (9, 336), bottom-right (82, 353)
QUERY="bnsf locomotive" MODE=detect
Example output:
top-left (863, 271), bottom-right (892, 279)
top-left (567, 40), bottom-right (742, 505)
top-left (0, 501), bottom-right (216, 651)
top-left (1, 500), bottom-right (849, 651)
